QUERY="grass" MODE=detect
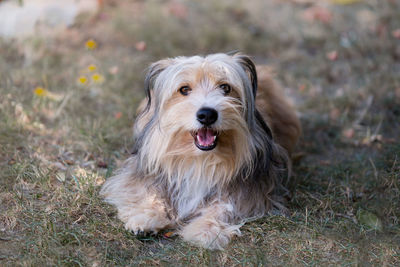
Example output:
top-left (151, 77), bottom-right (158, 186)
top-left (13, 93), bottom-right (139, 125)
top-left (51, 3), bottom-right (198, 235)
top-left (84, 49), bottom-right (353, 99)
top-left (0, 0), bottom-right (399, 265)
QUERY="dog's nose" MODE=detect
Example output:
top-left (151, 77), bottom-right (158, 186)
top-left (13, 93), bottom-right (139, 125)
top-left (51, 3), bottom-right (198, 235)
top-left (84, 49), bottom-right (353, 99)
top-left (197, 107), bottom-right (218, 126)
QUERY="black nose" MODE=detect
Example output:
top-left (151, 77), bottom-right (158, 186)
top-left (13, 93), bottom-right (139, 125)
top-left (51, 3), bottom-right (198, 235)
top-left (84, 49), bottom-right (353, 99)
top-left (196, 107), bottom-right (218, 126)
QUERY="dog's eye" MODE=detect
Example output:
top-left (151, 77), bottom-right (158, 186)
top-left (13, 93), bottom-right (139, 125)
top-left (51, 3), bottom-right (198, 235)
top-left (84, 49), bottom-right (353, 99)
top-left (179, 86), bottom-right (192, 96)
top-left (220, 84), bottom-right (231, 95)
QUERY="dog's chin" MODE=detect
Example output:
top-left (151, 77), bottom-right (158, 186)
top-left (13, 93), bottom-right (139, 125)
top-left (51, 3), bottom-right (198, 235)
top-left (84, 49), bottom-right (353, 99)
top-left (191, 128), bottom-right (218, 151)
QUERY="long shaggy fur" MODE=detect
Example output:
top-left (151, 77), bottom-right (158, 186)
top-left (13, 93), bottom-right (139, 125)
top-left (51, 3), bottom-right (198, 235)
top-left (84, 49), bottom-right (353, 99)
top-left (100, 53), bottom-right (301, 249)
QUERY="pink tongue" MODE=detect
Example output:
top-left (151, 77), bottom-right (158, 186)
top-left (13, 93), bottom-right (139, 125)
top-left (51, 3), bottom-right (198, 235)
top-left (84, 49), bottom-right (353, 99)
top-left (197, 128), bottom-right (215, 146)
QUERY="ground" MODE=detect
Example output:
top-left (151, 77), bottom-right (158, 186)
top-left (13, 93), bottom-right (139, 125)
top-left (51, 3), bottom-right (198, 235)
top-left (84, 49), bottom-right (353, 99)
top-left (0, 0), bottom-right (399, 266)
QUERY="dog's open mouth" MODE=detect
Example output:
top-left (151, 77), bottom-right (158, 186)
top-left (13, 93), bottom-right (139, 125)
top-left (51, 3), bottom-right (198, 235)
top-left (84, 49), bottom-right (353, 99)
top-left (192, 128), bottom-right (218, 151)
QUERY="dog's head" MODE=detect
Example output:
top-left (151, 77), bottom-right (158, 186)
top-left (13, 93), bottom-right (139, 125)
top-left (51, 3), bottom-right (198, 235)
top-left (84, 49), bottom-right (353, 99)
top-left (134, 53), bottom-right (274, 182)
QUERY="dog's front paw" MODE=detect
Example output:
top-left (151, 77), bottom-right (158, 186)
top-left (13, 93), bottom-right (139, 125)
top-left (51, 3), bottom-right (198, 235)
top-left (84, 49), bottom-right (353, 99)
top-left (180, 218), bottom-right (241, 250)
top-left (125, 220), bottom-right (150, 235)
top-left (123, 213), bottom-right (171, 235)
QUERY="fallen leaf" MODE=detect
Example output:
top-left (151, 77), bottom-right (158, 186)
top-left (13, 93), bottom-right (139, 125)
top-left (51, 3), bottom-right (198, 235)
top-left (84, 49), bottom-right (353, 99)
top-left (109, 66), bottom-right (119, 75)
top-left (395, 88), bottom-right (400, 99)
top-left (362, 134), bottom-right (382, 145)
top-left (64, 159), bottom-right (74, 165)
top-left (97, 161), bottom-right (108, 168)
top-left (330, 108), bottom-right (341, 120)
top-left (114, 112), bottom-right (122, 119)
top-left (342, 128), bottom-right (355, 139)
top-left (356, 209), bottom-right (383, 231)
top-left (135, 41), bottom-right (146, 51)
top-left (168, 2), bottom-right (188, 19)
top-left (392, 29), bottom-right (400, 39)
top-left (376, 24), bottom-right (387, 38)
top-left (303, 6), bottom-right (332, 24)
top-left (96, 177), bottom-right (105, 186)
top-left (163, 231), bottom-right (174, 238)
top-left (320, 160), bottom-right (331, 165)
top-left (326, 50), bottom-right (338, 61)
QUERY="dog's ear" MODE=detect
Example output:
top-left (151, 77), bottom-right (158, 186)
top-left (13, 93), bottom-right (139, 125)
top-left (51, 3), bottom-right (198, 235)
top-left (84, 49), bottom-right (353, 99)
top-left (143, 59), bottom-right (174, 111)
top-left (233, 54), bottom-right (258, 97)
top-left (233, 54), bottom-right (273, 140)
top-left (132, 59), bottom-right (174, 155)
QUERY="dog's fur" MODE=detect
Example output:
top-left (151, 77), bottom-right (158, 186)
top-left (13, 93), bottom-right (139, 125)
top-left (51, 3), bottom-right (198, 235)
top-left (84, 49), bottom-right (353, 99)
top-left (100, 53), bottom-right (301, 249)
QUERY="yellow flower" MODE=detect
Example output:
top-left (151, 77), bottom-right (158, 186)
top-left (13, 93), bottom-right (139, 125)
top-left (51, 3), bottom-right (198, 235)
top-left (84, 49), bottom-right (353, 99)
top-left (88, 64), bottom-right (97, 72)
top-left (34, 86), bottom-right (48, 97)
top-left (331, 0), bottom-right (360, 4)
top-left (85, 39), bottom-right (97, 50)
top-left (78, 75), bottom-right (88, 85)
top-left (91, 73), bottom-right (105, 84)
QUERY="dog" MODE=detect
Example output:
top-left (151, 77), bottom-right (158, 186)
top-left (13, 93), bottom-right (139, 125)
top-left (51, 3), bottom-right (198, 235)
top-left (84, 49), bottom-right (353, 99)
top-left (100, 53), bottom-right (301, 249)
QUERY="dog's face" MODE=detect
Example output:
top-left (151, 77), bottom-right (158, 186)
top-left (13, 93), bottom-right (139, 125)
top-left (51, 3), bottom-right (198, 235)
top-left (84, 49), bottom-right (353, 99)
top-left (159, 57), bottom-right (247, 153)
top-left (134, 53), bottom-right (273, 185)
top-left (139, 54), bottom-right (259, 158)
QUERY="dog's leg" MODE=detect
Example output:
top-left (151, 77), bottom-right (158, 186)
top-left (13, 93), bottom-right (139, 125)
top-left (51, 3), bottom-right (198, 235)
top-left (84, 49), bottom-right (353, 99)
top-left (101, 167), bottom-right (173, 234)
top-left (117, 189), bottom-right (173, 234)
top-left (179, 202), bottom-right (241, 250)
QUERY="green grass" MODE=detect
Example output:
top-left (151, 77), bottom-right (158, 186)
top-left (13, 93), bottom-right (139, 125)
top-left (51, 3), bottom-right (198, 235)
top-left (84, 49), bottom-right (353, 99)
top-left (1, 0), bottom-right (399, 265)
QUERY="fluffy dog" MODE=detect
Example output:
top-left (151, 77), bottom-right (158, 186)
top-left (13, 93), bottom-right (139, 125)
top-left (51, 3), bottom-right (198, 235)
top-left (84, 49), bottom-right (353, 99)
top-left (100, 53), bottom-right (301, 249)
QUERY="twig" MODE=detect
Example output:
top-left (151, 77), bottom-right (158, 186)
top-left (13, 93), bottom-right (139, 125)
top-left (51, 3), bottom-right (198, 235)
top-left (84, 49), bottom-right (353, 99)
top-left (369, 157), bottom-right (378, 180)
top-left (53, 92), bottom-right (72, 119)
top-left (353, 95), bottom-right (373, 127)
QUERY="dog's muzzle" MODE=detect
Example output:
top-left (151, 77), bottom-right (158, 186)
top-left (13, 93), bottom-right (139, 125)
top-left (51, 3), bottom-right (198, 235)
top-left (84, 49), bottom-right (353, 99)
top-left (196, 107), bottom-right (218, 126)
top-left (192, 128), bottom-right (218, 151)
top-left (193, 107), bottom-right (219, 151)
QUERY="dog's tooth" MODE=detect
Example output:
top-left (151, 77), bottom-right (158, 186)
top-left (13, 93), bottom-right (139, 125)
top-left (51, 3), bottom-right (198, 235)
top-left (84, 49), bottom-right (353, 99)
top-left (213, 136), bottom-right (216, 141)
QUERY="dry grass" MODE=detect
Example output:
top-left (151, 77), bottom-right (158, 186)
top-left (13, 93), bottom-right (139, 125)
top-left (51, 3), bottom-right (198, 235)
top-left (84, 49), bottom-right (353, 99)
top-left (1, 0), bottom-right (399, 266)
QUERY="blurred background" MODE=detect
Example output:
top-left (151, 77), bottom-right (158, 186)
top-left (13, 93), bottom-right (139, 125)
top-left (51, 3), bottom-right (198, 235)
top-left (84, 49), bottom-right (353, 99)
top-left (0, 0), bottom-right (399, 265)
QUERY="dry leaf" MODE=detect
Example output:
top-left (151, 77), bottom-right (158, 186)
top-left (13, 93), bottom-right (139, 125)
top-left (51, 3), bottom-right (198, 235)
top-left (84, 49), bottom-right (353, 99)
top-left (303, 6), bottom-right (332, 24)
top-left (395, 88), bottom-right (400, 99)
top-left (356, 209), bottom-right (383, 231)
top-left (97, 161), bottom-right (108, 168)
top-left (342, 128), bottom-right (355, 139)
top-left (135, 41), bottom-right (146, 51)
top-left (326, 50), bottom-right (338, 61)
top-left (163, 231), bottom-right (174, 238)
top-left (109, 66), bottom-right (119, 75)
top-left (298, 84), bottom-right (306, 92)
top-left (168, 2), bottom-right (188, 19)
top-left (392, 29), bottom-right (400, 39)
top-left (330, 108), bottom-right (341, 120)
top-left (114, 112), bottom-right (122, 119)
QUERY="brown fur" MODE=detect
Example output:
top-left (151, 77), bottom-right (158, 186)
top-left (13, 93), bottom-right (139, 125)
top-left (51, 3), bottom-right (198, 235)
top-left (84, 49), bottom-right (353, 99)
top-left (255, 66), bottom-right (301, 155)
